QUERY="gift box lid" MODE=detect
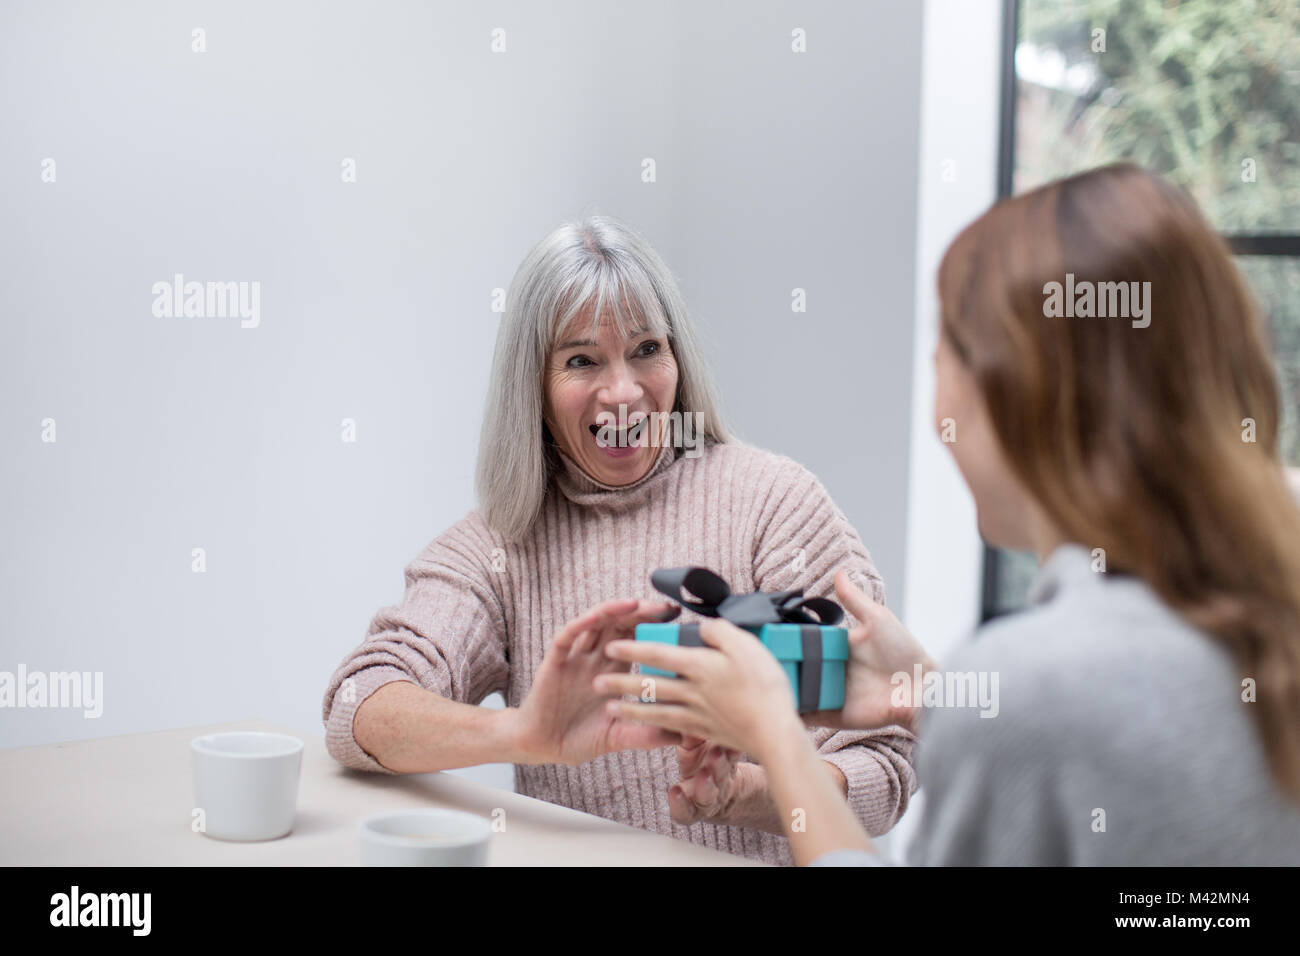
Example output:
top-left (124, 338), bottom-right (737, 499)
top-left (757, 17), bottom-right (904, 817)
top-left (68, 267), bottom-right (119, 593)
top-left (757, 623), bottom-right (849, 662)
top-left (634, 622), bottom-right (848, 662)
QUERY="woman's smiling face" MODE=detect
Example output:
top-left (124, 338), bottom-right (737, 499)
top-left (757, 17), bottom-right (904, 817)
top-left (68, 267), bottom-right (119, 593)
top-left (543, 305), bottom-right (679, 486)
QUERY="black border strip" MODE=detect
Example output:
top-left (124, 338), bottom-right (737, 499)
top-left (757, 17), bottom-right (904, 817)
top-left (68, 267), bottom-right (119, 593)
top-left (982, 0), bottom-right (1022, 623)
top-left (1225, 234), bottom-right (1300, 256)
top-left (996, 0), bottom-right (1019, 201)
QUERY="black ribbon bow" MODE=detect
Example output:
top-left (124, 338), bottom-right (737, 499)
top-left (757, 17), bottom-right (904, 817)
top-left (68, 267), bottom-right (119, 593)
top-left (647, 567), bottom-right (844, 712)
top-left (649, 567), bottom-right (844, 628)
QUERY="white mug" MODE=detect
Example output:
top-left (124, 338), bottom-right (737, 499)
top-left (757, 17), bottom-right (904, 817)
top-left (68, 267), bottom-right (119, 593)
top-left (191, 732), bottom-right (303, 841)
top-left (360, 809), bottom-right (492, 866)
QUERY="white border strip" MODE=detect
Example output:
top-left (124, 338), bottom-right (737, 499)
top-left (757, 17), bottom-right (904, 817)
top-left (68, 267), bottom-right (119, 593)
top-left (883, 0), bottom-right (1004, 862)
top-left (901, 0), bottom-right (1002, 657)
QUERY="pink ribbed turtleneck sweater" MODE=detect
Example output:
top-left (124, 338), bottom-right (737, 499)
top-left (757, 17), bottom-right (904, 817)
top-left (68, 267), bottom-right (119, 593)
top-left (322, 438), bottom-right (917, 866)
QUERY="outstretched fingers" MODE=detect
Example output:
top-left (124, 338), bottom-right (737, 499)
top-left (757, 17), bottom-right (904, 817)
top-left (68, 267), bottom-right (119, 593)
top-left (552, 599), bottom-right (641, 654)
top-left (606, 698), bottom-right (703, 739)
top-left (592, 670), bottom-right (694, 705)
top-left (603, 636), bottom-right (708, 679)
top-left (573, 600), bottom-right (677, 658)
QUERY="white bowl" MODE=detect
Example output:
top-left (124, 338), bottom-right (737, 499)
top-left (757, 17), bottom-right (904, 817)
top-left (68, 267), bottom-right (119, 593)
top-left (191, 732), bottom-right (303, 841)
top-left (360, 809), bottom-right (492, 866)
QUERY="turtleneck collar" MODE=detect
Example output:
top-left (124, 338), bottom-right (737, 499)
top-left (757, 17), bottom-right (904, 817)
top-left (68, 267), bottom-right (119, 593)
top-left (1026, 543), bottom-right (1099, 606)
top-left (551, 439), bottom-right (680, 506)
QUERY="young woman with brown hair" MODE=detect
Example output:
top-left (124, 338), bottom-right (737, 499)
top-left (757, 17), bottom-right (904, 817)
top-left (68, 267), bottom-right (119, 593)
top-left (596, 163), bottom-right (1300, 865)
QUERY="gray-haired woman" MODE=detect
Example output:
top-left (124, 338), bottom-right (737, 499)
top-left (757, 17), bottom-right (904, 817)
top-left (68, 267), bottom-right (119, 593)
top-left (321, 216), bottom-right (915, 866)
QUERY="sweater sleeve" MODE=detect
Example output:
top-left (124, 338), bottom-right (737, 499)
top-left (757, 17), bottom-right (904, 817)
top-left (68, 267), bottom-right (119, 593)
top-left (902, 640), bottom-right (1070, 866)
top-left (321, 515), bottom-right (509, 774)
top-left (749, 454), bottom-right (918, 836)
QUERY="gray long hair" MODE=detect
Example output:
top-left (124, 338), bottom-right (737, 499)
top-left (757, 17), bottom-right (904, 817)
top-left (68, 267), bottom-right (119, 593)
top-left (475, 215), bottom-right (731, 541)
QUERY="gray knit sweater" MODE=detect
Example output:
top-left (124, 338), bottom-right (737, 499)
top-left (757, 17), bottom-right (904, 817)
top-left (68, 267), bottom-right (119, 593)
top-left (322, 438), bottom-right (918, 866)
top-left (811, 543), bottom-right (1300, 866)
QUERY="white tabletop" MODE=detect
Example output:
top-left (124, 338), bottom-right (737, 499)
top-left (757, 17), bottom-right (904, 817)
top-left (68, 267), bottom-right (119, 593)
top-left (0, 718), bottom-right (764, 866)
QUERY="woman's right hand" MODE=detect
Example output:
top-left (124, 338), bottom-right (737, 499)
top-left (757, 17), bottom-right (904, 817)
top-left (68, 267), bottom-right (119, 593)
top-left (800, 570), bottom-right (938, 735)
top-left (513, 598), bottom-right (683, 766)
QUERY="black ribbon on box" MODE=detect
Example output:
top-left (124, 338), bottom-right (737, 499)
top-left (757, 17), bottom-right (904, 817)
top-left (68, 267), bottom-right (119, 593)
top-left (649, 567), bottom-right (844, 712)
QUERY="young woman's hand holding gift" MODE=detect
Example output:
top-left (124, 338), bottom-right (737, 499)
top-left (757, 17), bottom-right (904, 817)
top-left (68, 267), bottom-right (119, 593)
top-left (596, 570), bottom-right (938, 764)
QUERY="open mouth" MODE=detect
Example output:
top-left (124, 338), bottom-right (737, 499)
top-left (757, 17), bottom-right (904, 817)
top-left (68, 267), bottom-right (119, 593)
top-left (589, 415), bottom-right (650, 448)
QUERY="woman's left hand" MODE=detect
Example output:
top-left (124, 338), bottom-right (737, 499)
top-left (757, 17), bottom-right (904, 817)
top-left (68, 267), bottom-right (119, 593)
top-left (668, 735), bottom-right (743, 825)
top-left (594, 616), bottom-right (803, 760)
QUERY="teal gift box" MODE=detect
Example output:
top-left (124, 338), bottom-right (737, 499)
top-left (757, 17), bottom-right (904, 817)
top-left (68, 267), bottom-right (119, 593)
top-left (632, 567), bottom-right (849, 714)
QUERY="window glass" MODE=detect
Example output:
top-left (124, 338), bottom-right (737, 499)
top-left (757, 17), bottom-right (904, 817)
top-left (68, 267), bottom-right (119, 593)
top-left (1015, 0), bottom-right (1300, 233)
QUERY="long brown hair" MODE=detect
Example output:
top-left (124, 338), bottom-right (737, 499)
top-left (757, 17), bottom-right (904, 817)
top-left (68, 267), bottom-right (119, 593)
top-left (938, 162), bottom-right (1300, 803)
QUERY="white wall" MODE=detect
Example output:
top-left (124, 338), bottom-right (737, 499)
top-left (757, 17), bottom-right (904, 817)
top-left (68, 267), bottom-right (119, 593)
top-left (0, 0), bottom-right (926, 804)
top-left (660, 2), bottom-right (923, 612)
top-left (902, 0), bottom-right (1000, 659)
top-left (878, 0), bottom-right (1003, 861)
